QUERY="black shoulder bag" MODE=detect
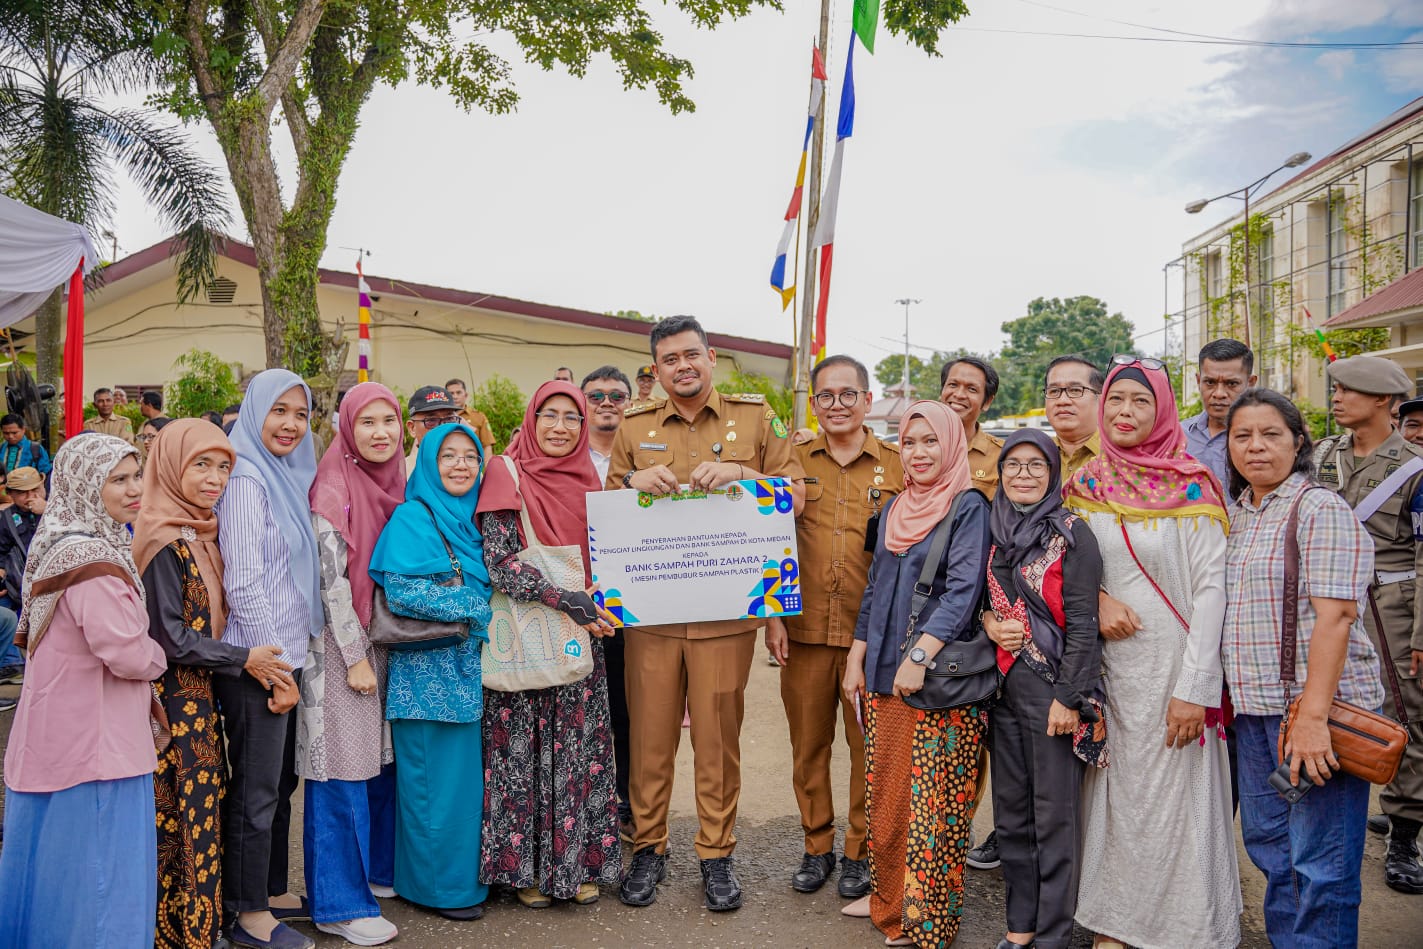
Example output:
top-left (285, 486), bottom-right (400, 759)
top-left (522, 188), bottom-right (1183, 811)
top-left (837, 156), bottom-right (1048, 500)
top-left (368, 499), bottom-right (470, 651)
top-left (898, 489), bottom-right (1001, 711)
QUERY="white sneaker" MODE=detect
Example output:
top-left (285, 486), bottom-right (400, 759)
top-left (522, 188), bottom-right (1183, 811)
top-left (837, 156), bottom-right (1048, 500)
top-left (315, 916), bottom-right (398, 946)
top-left (369, 884), bottom-right (396, 899)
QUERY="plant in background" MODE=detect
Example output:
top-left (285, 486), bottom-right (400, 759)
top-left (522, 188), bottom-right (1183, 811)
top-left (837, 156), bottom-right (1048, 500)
top-left (724, 369), bottom-right (793, 423)
top-left (164, 349), bottom-right (243, 419)
top-left (468, 374), bottom-right (526, 452)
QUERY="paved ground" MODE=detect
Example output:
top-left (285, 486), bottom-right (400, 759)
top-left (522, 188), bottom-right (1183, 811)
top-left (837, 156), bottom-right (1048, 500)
top-left (2, 657), bottom-right (1420, 946)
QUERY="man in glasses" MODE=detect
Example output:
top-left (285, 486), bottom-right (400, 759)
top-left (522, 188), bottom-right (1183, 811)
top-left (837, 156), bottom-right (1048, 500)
top-left (765, 354), bottom-right (900, 901)
top-left (940, 356), bottom-right (1003, 498)
top-left (1043, 355), bottom-right (1103, 480)
top-left (607, 315), bottom-right (804, 913)
top-left (444, 377), bottom-right (497, 455)
top-left (404, 385), bottom-right (461, 474)
top-left (581, 366), bottom-right (633, 483)
top-left (1185, 339), bottom-right (1256, 487)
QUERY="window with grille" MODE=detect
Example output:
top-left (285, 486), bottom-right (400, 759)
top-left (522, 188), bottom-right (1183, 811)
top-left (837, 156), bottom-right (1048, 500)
top-left (1257, 226), bottom-right (1275, 349)
top-left (1327, 191), bottom-right (1349, 316)
top-left (206, 276), bottom-right (237, 304)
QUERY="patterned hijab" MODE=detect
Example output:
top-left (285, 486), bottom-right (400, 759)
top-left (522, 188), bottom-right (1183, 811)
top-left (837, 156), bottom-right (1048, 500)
top-left (1065, 361), bottom-right (1228, 529)
top-left (990, 428), bottom-right (1075, 567)
top-left (884, 400), bottom-right (972, 554)
top-left (17, 435), bottom-right (142, 654)
top-left (309, 383), bottom-right (407, 627)
top-left (132, 419), bottom-right (234, 638)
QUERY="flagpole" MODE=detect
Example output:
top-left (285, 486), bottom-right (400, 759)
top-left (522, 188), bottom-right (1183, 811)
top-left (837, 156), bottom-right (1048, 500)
top-left (795, 4), bottom-right (831, 431)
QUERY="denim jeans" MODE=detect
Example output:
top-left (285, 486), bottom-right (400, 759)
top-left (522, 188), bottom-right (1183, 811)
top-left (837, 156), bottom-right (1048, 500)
top-left (0, 604), bottom-right (20, 668)
top-left (1236, 713), bottom-right (1369, 948)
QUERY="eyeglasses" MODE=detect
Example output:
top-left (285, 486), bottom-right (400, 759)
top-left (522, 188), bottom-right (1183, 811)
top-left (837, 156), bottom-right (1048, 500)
top-left (536, 412), bottom-right (584, 428)
top-left (813, 390), bottom-right (868, 409)
top-left (1110, 354), bottom-right (1166, 371)
top-left (1042, 385), bottom-right (1099, 401)
top-left (437, 451), bottom-right (482, 469)
top-left (584, 391), bottom-right (628, 405)
top-left (416, 414), bottom-right (459, 429)
top-left (1002, 459), bottom-right (1050, 476)
top-left (137, 433), bottom-right (157, 443)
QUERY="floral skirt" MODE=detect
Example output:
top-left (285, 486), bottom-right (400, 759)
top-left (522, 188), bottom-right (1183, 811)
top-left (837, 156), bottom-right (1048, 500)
top-left (865, 693), bottom-right (985, 949)
top-left (154, 664), bottom-right (226, 949)
top-left (479, 640), bottom-right (621, 898)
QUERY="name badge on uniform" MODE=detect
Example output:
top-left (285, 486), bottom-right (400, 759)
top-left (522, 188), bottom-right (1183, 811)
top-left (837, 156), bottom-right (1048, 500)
top-left (639, 442), bottom-right (667, 451)
top-left (1319, 462), bottom-right (1338, 483)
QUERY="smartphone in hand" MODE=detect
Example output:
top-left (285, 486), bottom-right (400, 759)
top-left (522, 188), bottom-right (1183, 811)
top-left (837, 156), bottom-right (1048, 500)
top-left (1269, 762), bottom-right (1313, 805)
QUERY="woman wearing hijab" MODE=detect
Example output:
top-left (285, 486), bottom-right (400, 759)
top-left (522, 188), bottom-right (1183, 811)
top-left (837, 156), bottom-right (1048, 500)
top-left (135, 419), bottom-right (294, 949)
top-left (216, 368), bottom-right (321, 949)
top-left (1064, 357), bottom-right (1241, 949)
top-left (0, 436), bottom-right (167, 945)
top-left (369, 422), bottom-right (494, 921)
top-left (475, 381), bottom-right (619, 908)
top-left (298, 382), bottom-right (405, 945)
top-left (843, 401), bottom-right (991, 948)
top-left (981, 429), bottom-right (1105, 949)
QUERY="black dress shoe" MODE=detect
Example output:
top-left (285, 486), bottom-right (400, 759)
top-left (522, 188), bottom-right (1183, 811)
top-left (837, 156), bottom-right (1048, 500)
top-left (1369, 813), bottom-right (1391, 835)
top-left (620, 846), bottom-right (667, 907)
top-left (995, 940), bottom-right (1035, 949)
top-left (700, 856), bottom-right (743, 912)
top-left (1385, 817), bottom-right (1423, 894)
top-left (791, 851), bottom-right (836, 893)
top-left (838, 856), bottom-right (870, 898)
top-left (436, 904), bottom-right (485, 920)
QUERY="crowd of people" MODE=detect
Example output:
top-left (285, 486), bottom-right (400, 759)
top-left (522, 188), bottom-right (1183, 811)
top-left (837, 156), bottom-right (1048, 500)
top-left (0, 316), bottom-right (1419, 949)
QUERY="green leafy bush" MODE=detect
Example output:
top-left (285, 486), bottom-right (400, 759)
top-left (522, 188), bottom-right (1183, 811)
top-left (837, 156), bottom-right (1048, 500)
top-left (164, 349), bottom-right (244, 419)
top-left (723, 368), bottom-right (793, 423)
top-left (468, 374), bottom-right (526, 452)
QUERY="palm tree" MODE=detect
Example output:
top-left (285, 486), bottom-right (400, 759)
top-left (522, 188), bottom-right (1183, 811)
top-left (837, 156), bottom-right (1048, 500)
top-left (0, 0), bottom-right (229, 387)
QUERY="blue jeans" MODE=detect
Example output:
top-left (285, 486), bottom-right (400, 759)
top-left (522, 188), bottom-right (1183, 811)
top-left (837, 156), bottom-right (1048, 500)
top-left (1236, 713), bottom-right (1369, 948)
top-left (303, 767), bottom-right (397, 924)
top-left (0, 605), bottom-right (20, 668)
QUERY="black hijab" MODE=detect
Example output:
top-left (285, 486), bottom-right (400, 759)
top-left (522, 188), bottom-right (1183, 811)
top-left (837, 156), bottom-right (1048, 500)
top-left (989, 428), bottom-right (1075, 566)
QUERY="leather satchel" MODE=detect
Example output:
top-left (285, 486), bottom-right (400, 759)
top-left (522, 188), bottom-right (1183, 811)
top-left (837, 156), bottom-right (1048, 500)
top-left (367, 499), bottom-right (470, 651)
top-left (1277, 487), bottom-right (1409, 785)
top-left (897, 490), bottom-right (1000, 712)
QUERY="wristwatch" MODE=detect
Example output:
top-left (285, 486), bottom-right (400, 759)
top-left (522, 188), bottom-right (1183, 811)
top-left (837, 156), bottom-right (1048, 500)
top-left (622, 468), bottom-right (636, 489)
top-left (908, 647), bottom-right (936, 670)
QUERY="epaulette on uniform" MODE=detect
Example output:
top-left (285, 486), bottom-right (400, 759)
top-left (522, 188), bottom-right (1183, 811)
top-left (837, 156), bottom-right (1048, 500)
top-left (724, 393), bottom-right (766, 404)
top-left (624, 399), bottom-right (663, 417)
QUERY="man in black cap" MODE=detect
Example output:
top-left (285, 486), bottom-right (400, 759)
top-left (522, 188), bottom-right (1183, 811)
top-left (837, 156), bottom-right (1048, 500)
top-left (404, 386), bottom-right (460, 475)
top-left (1313, 354), bottom-right (1423, 894)
top-left (1399, 397), bottom-right (1423, 451)
top-left (633, 365), bottom-right (657, 405)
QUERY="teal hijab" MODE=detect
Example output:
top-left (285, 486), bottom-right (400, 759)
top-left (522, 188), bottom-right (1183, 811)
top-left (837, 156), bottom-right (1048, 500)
top-left (369, 423), bottom-right (490, 592)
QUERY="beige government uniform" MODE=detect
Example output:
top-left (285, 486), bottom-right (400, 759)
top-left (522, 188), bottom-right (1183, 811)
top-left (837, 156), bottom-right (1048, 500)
top-left (782, 429), bottom-right (901, 862)
top-left (1055, 431), bottom-right (1101, 482)
top-left (82, 414), bottom-right (134, 445)
top-left (967, 424), bottom-right (1003, 499)
top-left (457, 406), bottom-right (497, 455)
top-left (1314, 431), bottom-right (1423, 823)
top-left (606, 389), bottom-right (805, 859)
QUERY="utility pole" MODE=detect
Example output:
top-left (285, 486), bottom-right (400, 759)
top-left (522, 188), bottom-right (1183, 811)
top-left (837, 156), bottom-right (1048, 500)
top-left (895, 298), bottom-right (920, 399)
top-left (794, 2), bottom-right (831, 430)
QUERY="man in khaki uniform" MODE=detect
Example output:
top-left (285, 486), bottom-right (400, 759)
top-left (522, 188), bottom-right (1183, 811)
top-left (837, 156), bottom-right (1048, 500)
top-left (1044, 355), bottom-right (1102, 481)
top-left (764, 355), bottom-right (900, 900)
top-left (940, 356), bottom-right (1003, 498)
top-left (633, 364), bottom-right (658, 405)
top-left (443, 378), bottom-right (497, 455)
top-left (81, 387), bottom-right (134, 444)
top-left (1312, 354), bottom-right (1423, 894)
top-left (606, 316), bottom-right (804, 912)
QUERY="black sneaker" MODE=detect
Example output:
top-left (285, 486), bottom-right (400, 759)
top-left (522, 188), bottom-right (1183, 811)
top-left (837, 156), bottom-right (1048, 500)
top-left (1385, 818), bottom-right (1423, 894)
top-left (700, 856), bottom-right (743, 912)
top-left (837, 856), bottom-right (870, 898)
top-left (619, 846), bottom-right (666, 907)
top-left (1369, 813), bottom-right (1391, 835)
top-left (0, 664), bottom-right (22, 685)
top-left (790, 851), bottom-right (836, 893)
top-left (0, 695), bottom-right (16, 713)
top-left (966, 830), bottom-right (1000, 870)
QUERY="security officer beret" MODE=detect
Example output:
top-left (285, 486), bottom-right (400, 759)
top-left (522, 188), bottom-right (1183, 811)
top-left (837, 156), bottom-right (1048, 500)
top-left (1328, 355), bottom-right (1414, 397)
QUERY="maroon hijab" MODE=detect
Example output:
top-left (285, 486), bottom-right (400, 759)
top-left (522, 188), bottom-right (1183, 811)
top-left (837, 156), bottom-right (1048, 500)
top-left (309, 382), bottom-right (407, 627)
top-left (477, 380), bottom-right (603, 580)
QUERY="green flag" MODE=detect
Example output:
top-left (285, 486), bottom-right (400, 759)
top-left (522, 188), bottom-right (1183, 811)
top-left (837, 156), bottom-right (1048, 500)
top-left (853, 0), bottom-right (880, 53)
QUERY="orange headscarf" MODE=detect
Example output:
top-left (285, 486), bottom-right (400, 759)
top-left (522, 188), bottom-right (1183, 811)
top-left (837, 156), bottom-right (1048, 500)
top-left (132, 418), bottom-right (233, 638)
top-left (884, 400), bottom-right (972, 554)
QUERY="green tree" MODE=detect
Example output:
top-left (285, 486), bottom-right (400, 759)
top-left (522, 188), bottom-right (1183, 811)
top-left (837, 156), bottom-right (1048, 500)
top-left (0, 0), bottom-right (229, 389)
top-left (467, 373), bottom-right (525, 452)
top-left (164, 348), bottom-right (243, 418)
top-left (994, 297), bottom-right (1136, 415)
top-left (145, 2), bottom-right (971, 379)
top-left (873, 349), bottom-right (989, 401)
top-left (724, 368), bottom-right (792, 422)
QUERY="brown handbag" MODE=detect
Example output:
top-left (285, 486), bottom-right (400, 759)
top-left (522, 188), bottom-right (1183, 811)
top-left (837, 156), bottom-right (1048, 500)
top-left (1276, 487), bottom-right (1410, 785)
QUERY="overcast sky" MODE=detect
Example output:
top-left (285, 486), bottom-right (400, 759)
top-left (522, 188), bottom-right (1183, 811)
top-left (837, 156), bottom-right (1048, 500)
top-left (106, 0), bottom-right (1423, 378)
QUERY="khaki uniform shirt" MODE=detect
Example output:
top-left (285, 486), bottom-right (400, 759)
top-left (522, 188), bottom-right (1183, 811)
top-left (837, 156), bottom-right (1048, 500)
top-left (83, 415), bottom-right (134, 445)
top-left (968, 425), bottom-right (1003, 499)
top-left (458, 407), bottom-right (497, 455)
top-left (786, 428), bottom-right (902, 648)
top-left (606, 389), bottom-right (805, 639)
top-left (1055, 431), bottom-right (1101, 481)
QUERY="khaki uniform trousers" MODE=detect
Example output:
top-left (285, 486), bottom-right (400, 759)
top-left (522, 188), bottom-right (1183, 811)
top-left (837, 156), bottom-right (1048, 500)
top-left (1371, 581), bottom-right (1423, 823)
top-left (780, 640), bottom-right (867, 860)
top-left (625, 628), bottom-right (756, 859)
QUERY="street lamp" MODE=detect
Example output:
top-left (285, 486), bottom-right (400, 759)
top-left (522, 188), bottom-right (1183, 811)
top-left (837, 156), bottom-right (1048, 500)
top-left (1185, 151), bottom-right (1311, 348)
top-left (894, 298), bottom-right (921, 400)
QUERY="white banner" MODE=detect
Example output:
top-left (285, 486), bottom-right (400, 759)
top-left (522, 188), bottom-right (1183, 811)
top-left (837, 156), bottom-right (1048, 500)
top-left (586, 479), bottom-right (802, 627)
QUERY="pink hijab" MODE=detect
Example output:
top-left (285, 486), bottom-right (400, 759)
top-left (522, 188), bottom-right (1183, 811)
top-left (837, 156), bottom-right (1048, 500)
top-left (884, 400), bottom-right (973, 554)
top-left (309, 383), bottom-right (407, 627)
top-left (1065, 362), bottom-right (1227, 527)
top-left (476, 381), bottom-right (604, 581)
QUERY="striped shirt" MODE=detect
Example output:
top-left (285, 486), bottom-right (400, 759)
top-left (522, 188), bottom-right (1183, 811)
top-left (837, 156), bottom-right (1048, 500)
top-left (216, 476), bottom-right (314, 667)
top-left (1223, 473), bottom-right (1384, 716)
